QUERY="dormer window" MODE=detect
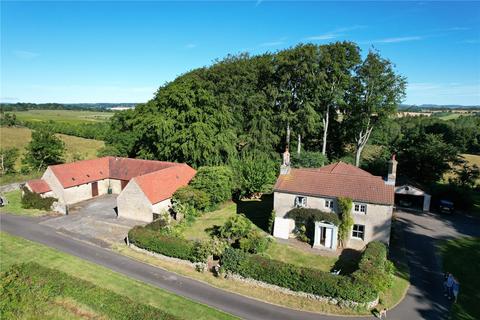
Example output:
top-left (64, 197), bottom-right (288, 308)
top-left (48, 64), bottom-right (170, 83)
top-left (295, 196), bottom-right (307, 208)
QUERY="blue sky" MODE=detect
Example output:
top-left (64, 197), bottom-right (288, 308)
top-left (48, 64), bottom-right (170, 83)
top-left (1, 1), bottom-right (479, 105)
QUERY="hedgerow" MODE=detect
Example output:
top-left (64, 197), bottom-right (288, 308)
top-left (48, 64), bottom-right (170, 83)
top-left (0, 262), bottom-right (178, 320)
top-left (222, 241), bottom-right (393, 303)
top-left (128, 226), bottom-right (208, 263)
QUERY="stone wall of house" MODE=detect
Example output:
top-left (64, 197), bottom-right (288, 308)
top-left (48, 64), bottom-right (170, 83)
top-left (347, 203), bottom-right (393, 250)
top-left (109, 179), bottom-right (122, 194)
top-left (117, 179), bottom-right (153, 222)
top-left (42, 167), bottom-right (66, 204)
top-left (273, 191), bottom-right (393, 249)
top-left (152, 198), bottom-right (172, 214)
top-left (62, 178), bottom-right (111, 205)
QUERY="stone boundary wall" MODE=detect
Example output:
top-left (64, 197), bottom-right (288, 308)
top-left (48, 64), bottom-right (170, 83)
top-left (128, 244), bottom-right (378, 310)
top-left (225, 272), bottom-right (379, 309)
top-left (0, 182), bottom-right (23, 193)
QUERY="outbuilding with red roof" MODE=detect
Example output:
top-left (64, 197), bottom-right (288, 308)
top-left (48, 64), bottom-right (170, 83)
top-left (25, 157), bottom-right (196, 222)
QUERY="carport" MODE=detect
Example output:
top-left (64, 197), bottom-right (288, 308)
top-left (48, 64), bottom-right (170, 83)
top-left (395, 184), bottom-right (431, 212)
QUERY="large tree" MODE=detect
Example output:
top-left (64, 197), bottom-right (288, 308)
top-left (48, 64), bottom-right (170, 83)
top-left (22, 129), bottom-right (65, 171)
top-left (344, 51), bottom-right (406, 166)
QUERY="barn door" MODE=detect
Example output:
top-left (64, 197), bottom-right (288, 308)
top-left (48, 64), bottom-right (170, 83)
top-left (92, 181), bottom-right (99, 197)
top-left (121, 180), bottom-right (128, 190)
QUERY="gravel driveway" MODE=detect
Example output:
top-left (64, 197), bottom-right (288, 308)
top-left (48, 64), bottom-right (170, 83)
top-left (40, 195), bottom-right (145, 247)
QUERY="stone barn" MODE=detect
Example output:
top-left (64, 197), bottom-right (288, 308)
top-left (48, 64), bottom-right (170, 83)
top-left (25, 157), bottom-right (196, 222)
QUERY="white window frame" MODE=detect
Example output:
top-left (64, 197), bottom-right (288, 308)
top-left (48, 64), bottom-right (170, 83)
top-left (353, 203), bottom-right (367, 214)
top-left (295, 196), bottom-right (307, 208)
top-left (325, 199), bottom-right (334, 209)
top-left (352, 224), bottom-right (365, 240)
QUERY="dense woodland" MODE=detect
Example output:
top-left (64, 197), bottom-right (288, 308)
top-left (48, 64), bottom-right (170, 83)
top-left (1, 41), bottom-right (479, 208)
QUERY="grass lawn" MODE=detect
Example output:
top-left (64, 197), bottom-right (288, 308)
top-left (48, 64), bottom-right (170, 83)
top-left (439, 237), bottom-right (480, 320)
top-left (0, 126), bottom-right (104, 185)
top-left (0, 190), bottom-right (49, 216)
top-left (0, 232), bottom-right (236, 320)
top-left (184, 202), bottom-right (237, 241)
top-left (13, 109), bottom-right (113, 124)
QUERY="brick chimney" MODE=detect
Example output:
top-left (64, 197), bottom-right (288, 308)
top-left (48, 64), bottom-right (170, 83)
top-left (280, 147), bottom-right (291, 175)
top-left (386, 154), bottom-right (397, 185)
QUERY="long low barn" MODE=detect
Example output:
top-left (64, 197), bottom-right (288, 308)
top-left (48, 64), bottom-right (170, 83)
top-left (25, 157), bottom-right (196, 222)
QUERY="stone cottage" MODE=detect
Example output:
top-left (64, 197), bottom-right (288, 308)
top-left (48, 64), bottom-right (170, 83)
top-left (272, 150), bottom-right (396, 250)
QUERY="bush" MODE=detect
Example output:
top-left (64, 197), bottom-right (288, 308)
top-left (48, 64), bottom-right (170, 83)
top-left (0, 262), bottom-right (178, 320)
top-left (21, 186), bottom-right (56, 211)
top-left (190, 166), bottom-right (234, 205)
top-left (352, 241), bottom-right (394, 293)
top-left (239, 229), bottom-right (272, 254)
top-left (221, 248), bottom-right (377, 303)
top-left (215, 214), bottom-right (253, 243)
top-left (128, 226), bottom-right (208, 263)
top-left (172, 185), bottom-right (211, 211)
top-left (285, 208), bottom-right (340, 226)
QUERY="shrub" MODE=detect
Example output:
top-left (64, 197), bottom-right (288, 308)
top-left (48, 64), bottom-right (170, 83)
top-left (239, 229), bottom-right (272, 254)
top-left (353, 241), bottom-right (394, 293)
top-left (206, 236), bottom-right (230, 258)
top-left (268, 210), bottom-right (276, 234)
top-left (0, 262), bottom-right (178, 320)
top-left (285, 208), bottom-right (340, 226)
top-left (216, 214), bottom-right (253, 243)
top-left (190, 166), bottom-right (234, 205)
top-left (172, 185), bottom-right (210, 211)
top-left (21, 186), bottom-right (56, 211)
top-left (128, 226), bottom-right (208, 263)
top-left (221, 248), bottom-right (377, 303)
top-left (337, 197), bottom-right (354, 247)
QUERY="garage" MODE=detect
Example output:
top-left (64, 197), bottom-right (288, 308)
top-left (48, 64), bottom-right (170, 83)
top-left (395, 184), bottom-right (431, 212)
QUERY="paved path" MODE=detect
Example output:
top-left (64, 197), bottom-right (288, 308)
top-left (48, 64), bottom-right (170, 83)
top-left (1, 211), bottom-right (479, 319)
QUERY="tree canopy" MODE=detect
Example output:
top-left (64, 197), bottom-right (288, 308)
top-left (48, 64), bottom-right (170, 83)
top-left (104, 42), bottom-right (406, 169)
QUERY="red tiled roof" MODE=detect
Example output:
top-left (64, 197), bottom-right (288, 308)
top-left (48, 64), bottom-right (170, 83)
top-left (134, 164), bottom-right (196, 204)
top-left (26, 179), bottom-right (51, 193)
top-left (274, 162), bottom-right (394, 205)
top-left (49, 156), bottom-right (179, 188)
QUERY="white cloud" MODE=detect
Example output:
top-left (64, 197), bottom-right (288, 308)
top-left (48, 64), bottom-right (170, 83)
top-left (372, 36), bottom-right (423, 43)
top-left (259, 41), bottom-right (285, 47)
top-left (185, 43), bottom-right (197, 49)
top-left (14, 50), bottom-right (39, 59)
top-left (305, 34), bottom-right (338, 41)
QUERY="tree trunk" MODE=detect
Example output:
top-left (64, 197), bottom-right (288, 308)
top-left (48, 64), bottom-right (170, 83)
top-left (297, 134), bottom-right (301, 155)
top-left (286, 122), bottom-right (291, 149)
top-left (354, 126), bottom-right (374, 167)
top-left (321, 105), bottom-right (330, 156)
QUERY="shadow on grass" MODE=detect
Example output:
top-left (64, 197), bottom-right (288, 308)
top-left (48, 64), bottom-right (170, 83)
top-left (235, 194), bottom-right (273, 232)
top-left (332, 248), bottom-right (361, 275)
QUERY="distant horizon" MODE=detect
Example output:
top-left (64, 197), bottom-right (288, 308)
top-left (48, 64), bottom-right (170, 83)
top-left (1, 1), bottom-right (479, 105)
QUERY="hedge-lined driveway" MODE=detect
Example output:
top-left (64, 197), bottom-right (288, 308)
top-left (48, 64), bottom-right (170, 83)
top-left (2, 211), bottom-right (479, 319)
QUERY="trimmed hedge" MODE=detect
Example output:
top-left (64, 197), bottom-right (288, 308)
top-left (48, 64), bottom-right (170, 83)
top-left (0, 262), bottom-right (178, 320)
top-left (221, 241), bottom-right (393, 303)
top-left (128, 226), bottom-right (208, 263)
top-left (221, 248), bottom-right (377, 302)
top-left (285, 208), bottom-right (340, 226)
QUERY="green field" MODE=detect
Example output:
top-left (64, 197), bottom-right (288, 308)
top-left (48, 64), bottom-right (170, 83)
top-left (439, 237), bottom-right (480, 320)
top-left (13, 109), bottom-right (113, 123)
top-left (0, 127), bottom-right (104, 185)
top-left (0, 232), bottom-right (236, 320)
top-left (0, 190), bottom-right (48, 216)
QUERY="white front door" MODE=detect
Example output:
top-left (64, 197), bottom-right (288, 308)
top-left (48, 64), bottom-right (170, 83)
top-left (324, 227), bottom-right (333, 248)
